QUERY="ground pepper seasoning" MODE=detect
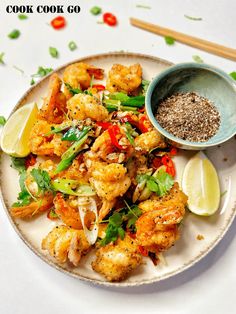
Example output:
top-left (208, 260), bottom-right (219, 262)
top-left (155, 92), bottom-right (220, 142)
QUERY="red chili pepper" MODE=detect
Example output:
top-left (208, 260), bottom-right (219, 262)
top-left (138, 245), bottom-right (149, 257)
top-left (25, 154), bottom-right (37, 169)
top-left (138, 116), bottom-right (149, 133)
top-left (152, 157), bottom-right (163, 169)
top-left (92, 84), bottom-right (105, 91)
top-left (108, 125), bottom-right (125, 150)
top-left (50, 16), bottom-right (66, 30)
top-left (161, 155), bottom-right (176, 177)
top-left (103, 13), bottom-right (117, 26)
top-left (138, 107), bottom-right (145, 113)
top-left (169, 146), bottom-right (178, 156)
top-left (96, 121), bottom-right (112, 129)
top-left (127, 231), bottom-right (136, 239)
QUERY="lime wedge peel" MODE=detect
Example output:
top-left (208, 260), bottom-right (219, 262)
top-left (182, 151), bottom-right (220, 216)
top-left (0, 103), bottom-right (38, 157)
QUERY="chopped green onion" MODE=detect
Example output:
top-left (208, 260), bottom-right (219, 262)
top-left (49, 47), bottom-right (59, 58)
top-left (52, 179), bottom-right (95, 196)
top-left (13, 65), bottom-right (24, 74)
top-left (164, 36), bottom-right (175, 45)
top-left (192, 55), bottom-right (204, 63)
top-left (136, 4), bottom-right (151, 9)
top-left (0, 116), bottom-right (6, 126)
top-left (184, 15), bottom-right (202, 21)
top-left (90, 6), bottom-right (102, 15)
top-left (68, 41), bottom-right (77, 51)
top-left (0, 52), bottom-right (5, 65)
top-left (8, 29), bottom-right (20, 39)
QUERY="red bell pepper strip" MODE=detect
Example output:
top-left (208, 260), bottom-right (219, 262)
top-left (50, 16), bottom-right (66, 30)
top-left (103, 13), bottom-right (118, 26)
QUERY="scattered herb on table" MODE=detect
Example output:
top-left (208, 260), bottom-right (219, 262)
top-left (68, 41), bottom-right (77, 51)
top-left (50, 16), bottom-right (66, 30)
top-left (0, 116), bottom-right (6, 126)
top-left (18, 14), bottom-right (28, 20)
top-left (103, 13), bottom-right (118, 26)
top-left (90, 6), bottom-right (102, 15)
top-left (31, 66), bottom-right (53, 84)
top-left (13, 65), bottom-right (24, 74)
top-left (97, 21), bottom-right (104, 24)
top-left (49, 47), bottom-right (59, 58)
top-left (164, 36), bottom-right (175, 45)
top-left (184, 14), bottom-right (202, 21)
top-left (8, 29), bottom-right (20, 39)
top-left (192, 55), bottom-right (204, 63)
top-left (0, 52), bottom-right (5, 64)
top-left (136, 4), bottom-right (151, 9)
top-left (229, 72), bottom-right (236, 80)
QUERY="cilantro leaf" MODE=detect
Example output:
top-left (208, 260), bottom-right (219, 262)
top-left (12, 172), bottom-right (31, 207)
top-left (68, 41), bottom-right (77, 51)
top-left (0, 116), bottom-right (6, 126)
top-left (30, 169), bottom-right (53, 192)
top-left (49, 47), bottom-right (59, 58)
top-left (165, 36), bottom-right (175, 45)
top-left (100, 212), bottom-right (125, 246)
top-left (8, 29), bottom-right (20, 39)
top-left (0, 52), bottom-right (5, 65)
top-left (10, 157), bottom-right (26, 174)
top-left (124, 203), bottom-right (142, 232)
top-left (229, 72), bottom-right (236, 80)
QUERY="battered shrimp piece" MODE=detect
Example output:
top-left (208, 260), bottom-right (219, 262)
top-left (39, 73), bottom-right (67, 124)
top-left (63, 62), bottom-right (104, 98)
top-left (42, 225), bottom-right (90, 266)
top-left (134, 130), bottom-right (166, 152)
top-left (92, 235), bottom-right (142, 282)
top-left (51, 133), bottom-right (71, 156)
top-left (67, 94), bottom-right (109, 121)
top-left (90, 163), bottom-right (131, 202)
top-left (53, 193), bottom-right (83, 229)
top-left (106, 64), bottom-right (142, 94)
top-left (10, 194), bottom-right (54, 218)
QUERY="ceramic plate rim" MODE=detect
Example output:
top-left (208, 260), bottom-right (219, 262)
top-left (0, 52), bottom-right (235, 287)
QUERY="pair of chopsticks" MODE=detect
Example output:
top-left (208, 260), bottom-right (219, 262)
top-left (130, 18), bottom-right (236, 62)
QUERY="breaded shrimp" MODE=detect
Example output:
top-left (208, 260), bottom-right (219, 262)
top-left (39, 73), bottom-right (67, 124)
top-left (106, 64), bottom-right (142, 94)
top-left (63, 62), bottom-right (104, 98)
top-left (42, 225), bottom-right (90, 266)
top-left (134, 130), bottom-right (166, 152)
top-left (53, 193), bottom-right (83, 229)
top-left (92, 235), bottom-right (142, 281)
top-left (10, 194), bottom-right (54, 218)
top-left (67, 94), bottom-right (109, 121)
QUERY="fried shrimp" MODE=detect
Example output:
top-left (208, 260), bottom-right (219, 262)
top-left (54, 193), bottom-right (83, 229)
top-left (106, 63), bottom-right (142, 94)
top-left (42, 225), bottom-right (90, 266)
top-left (92, 235), bottom-right (142, 282)
top-left (67, 94), bottom-right (109, 121)
top-left (10, 194), bottom-right (54, 218)
top-left (63, 62), bottom-right (104, 98)
top-left (39, 73), bottom-right (67, 124)
top-left (134, 130), bottom-right (166, 152)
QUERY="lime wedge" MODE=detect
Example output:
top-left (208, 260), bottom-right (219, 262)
top-left (182, 152), bottom-right (220, 216)
top-left (0, 103), bottom-right (38, 157)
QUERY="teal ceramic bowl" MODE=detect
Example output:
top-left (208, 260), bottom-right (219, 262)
top-left (145, 63), bottom-right (236, 150)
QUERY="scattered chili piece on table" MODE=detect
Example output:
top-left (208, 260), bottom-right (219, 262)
top-left (103, 13), bottom-right (117, 26)
top-left (50, 16), bottom-right (66, 30)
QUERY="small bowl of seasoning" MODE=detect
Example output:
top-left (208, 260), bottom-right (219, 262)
top-left (145, 63), bottom-right (236, 150)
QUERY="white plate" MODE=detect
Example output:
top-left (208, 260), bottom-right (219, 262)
top-left (0, 52), bottom-right (235, 287)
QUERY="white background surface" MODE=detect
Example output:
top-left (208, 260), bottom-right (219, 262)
top-left (0, 1), bottom-right (235, 313)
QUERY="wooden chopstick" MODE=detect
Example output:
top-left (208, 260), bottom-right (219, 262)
top-left (130, 17), bottom-right (236, 61)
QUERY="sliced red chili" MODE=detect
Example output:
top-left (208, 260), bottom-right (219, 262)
top-left (138, 116), bottom-right (149, 133)
top-left (161, 155), bottom-right (176, 177)
top-left (138, 107), bottom-right (145, 113)
top-left (96, 121), bottom-right (112, 129)
top-left (152, 157), bottom-right (163, 169)
top-left (108, 125), bottom-right (125, 150)
top-left (121, 114), bottom-right (150, 133)
top-left (25, 154), bottom-right (37, 169)
top-left (138, 245), bottom-right (149, 257)
top-left (103, 13), bottom-right (117, 26)
top-left (50, 16), bottom-right (66, 30)
top-left (87, 68), bottom-right (104, 80)
top-left (169, 146), bottom-right (178, 156)
top-left (92, 84), bottom-right (105, 91)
